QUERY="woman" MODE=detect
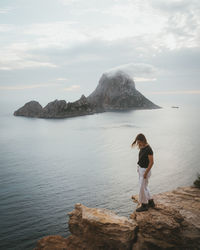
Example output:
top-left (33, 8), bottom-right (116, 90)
top-left (131, 133), bottom-right (155, 212)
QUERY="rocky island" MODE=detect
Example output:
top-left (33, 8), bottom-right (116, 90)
top-left (34, 185), bottom-right (200, 250)
top-left (13, 70), bottom-right (161, 119)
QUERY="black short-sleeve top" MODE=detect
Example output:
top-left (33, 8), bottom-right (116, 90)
top-left (137, 145), bottom-right (153, 168)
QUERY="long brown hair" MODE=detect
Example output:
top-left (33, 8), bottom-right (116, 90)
top-left (131, 133), bottom-right (147, 148)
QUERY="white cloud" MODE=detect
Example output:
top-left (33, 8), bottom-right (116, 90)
top-left (0, 20), bottom-right (99, 70)
top-left (134, 77), bottom-right (157, 82)
top-left (0, 0), bottom-right (199, 79)
top-left (56, 78), bottom-right (69, 81)
top-left (58, 0), bottom-right (80, 5)
top-left (104, 2), bottom-right (166, 36)
top-left (24, 21), bottom-right (86, 49)
top-left (0, 83), bottom-right (62, 90)
top-left (0, 7), bottom-right (12, 14)
top-left (107, 63), bottom-right (158, 82)
top-left (0, 42), bottom-right (57, 70)
top-left (0, 24), bottom-right (13, 32)
top-left (62, 85), bottom-right (80, 91)
top-left (145, 90), bottom-right (200, 95)
top-left (0, 57), bottom-right (57, 70)
top-left (150, 0), bottom-right (200, 50)
top-left (52, 1), bottom-right (200, 50)
top-left (150, 0), bottom-right (196, 12)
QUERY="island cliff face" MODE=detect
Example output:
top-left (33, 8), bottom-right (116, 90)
top-left (87, 71), bottom-right (159, 111)
top-left (14, 71), bottom-right (161, 119)
top-left (34, 186), bottom-right (200, 250)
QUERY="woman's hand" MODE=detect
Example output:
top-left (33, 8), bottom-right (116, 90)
top-left (143, 171), bottom-right (148, 179)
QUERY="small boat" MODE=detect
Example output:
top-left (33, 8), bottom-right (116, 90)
top-left (171, 106), bottom-right (179, 108)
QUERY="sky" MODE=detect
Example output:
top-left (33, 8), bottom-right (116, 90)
top-left (0, 0), bottom-right (200, 111)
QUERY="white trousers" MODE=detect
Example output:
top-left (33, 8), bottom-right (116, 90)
top-left (137, 165), bottom-right (152, 204)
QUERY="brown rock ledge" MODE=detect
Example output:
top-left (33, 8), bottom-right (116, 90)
top-left (34, 186), bottom-right (200, 250)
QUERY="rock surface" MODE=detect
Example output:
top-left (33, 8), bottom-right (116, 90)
top-left (13, 101), bottom-right (43, 117)
top-left (66, 203), bottom-right (137, 250)
top-left (14, 95), bottom-right (95, 119)
top-left (131, 186), bottom-right (200, 250)
top-left (34, 186), bottom-right (200, 250)
top-left (87, 70), bottom-right (159, 111)
top-left (14, 71), bottom-right (161, 119)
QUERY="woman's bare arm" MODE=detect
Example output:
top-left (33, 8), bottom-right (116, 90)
top-left (144, 155), bottom-right (154, 178)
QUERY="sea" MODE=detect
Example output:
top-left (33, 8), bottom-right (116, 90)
top-left (0, 96), bottom-right (200, 250)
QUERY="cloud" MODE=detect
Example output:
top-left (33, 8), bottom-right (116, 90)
top-left (56, 78), bottom-right (69, 81)
top-left (58, 0), bottom-right (80, 5)
top-left (0, 0), bottom-right (200, 96)
top-left (107, 63), bottom-right (158, 82)
top-left (0, 7), bottom-right (12, 14)
top-left (0, 20), bottom-right (99, 70)
top-left (0, 58), bottom-right (57, 70)
top-left (150, 0), bottom-right (191, 12)
top-left (1, 0), bottom-right (199, 71)
top-left (103, 1), bottom-right (166, 36)
top-left (152, 47), bottom-right (200, 73)
top-left (24, 21), bottom-right (85, 49)
top-left (57, 1), bottom-right (200, 50)
top-left (145, 90), bottom-right (200, 95)
top-left (0, 83), bottom-right (62, 90)
top-left (134, 77), bottom-right (157, 82)
top-left (150, 0), bottom-right (200, 13)
top-left (62, 85), bottom-right (80, 91)
top-left (0, 43), bottom-right (57, 70)
top-left (150, 0), bottom-right (200, 49)
top-left (0, 24), bottom-right (13, 32)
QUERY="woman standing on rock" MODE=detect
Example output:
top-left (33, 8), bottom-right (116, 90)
top-left (131, 133), bottom-right (155, 212)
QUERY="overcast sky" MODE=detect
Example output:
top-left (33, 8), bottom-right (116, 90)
top-left (0, 0), bottom-right (200, 109)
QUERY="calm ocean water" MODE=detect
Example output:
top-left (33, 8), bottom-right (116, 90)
top-left (0, 100), bottom-right (200, 250)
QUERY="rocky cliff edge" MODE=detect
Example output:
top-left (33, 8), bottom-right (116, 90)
top-left (34, 186), bottom-right (200, 250)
